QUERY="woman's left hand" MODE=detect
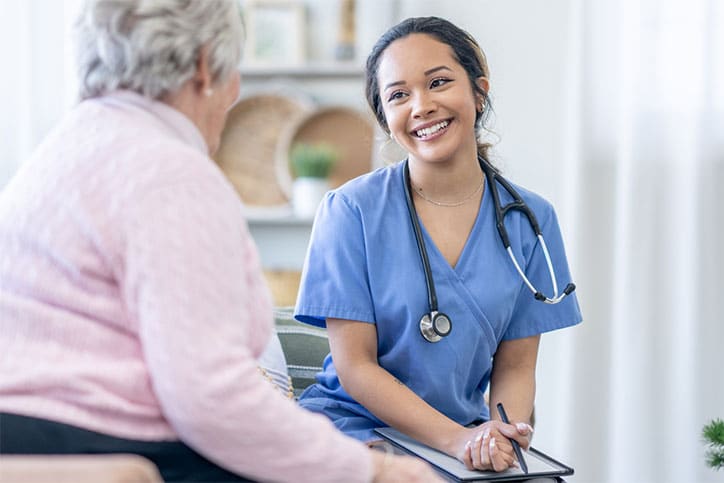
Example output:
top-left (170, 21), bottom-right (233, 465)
top-left (461, 420), bottom-right (533, 472)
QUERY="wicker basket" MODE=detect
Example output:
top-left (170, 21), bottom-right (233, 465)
top-left (214, 94), bottom-right (312, 206)
top-left (275, 106), bottom-right (376, 197)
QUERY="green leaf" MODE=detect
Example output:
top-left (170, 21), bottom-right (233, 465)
top-left (290, 143), bottom-right (338, 179)
top-left (703, 419), bottom-right (724, 470)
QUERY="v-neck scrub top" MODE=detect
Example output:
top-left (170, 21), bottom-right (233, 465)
top-left (295, 161), bottom-right (582, 441)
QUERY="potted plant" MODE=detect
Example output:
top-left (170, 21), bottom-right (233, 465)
top-left (703, 418), bottom-right (724, 471)
top-left (289, 142), bottom-right (337, 218)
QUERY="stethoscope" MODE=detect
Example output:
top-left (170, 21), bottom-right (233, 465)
top-left (403, 157), bottom-right (576, 343)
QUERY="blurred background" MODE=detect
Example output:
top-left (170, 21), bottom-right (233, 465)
top-left (1, 0), bottom-right (722, 482)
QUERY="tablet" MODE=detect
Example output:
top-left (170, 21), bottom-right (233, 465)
top-left (374, 427), bottom-right (574, 482)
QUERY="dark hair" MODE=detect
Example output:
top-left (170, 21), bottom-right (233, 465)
top-left (365, 16), bottom-right (494, 161)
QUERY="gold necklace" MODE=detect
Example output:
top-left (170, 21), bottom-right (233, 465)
top-left (413, 175), bottom-right (484, 207)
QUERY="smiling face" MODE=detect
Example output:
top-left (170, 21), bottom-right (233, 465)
top-left (377, 33), bottom-right (485, 166)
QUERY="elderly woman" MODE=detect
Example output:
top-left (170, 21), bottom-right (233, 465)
top-left (0, 1), bottom-right (440, 482)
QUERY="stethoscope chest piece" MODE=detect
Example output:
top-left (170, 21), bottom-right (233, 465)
top-left (419, 310), bottom-right (452, 343)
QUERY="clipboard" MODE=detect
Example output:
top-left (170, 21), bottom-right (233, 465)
top-left (374, 427), bottom-right (573, 482)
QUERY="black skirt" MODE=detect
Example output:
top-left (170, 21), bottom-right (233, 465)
top-left (0, 412), bottom-right (253, 482)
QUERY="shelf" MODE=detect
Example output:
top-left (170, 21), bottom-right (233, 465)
top-left (240, 62), bottom-right (365, 79)
top-left (245, 212), bottom-right (314, 270)
top-left (244, 206), bottom-right (315, 227)
top-left (247, 215), bottom-right (314, 227)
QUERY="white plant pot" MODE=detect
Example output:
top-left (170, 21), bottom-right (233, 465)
top-left (292, 177), bottom-right (329, 218)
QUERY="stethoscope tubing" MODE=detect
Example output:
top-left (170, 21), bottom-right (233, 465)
top-left (403, 161), bottom-right (439, 313)
top-left (480, 157), bottom-right (575, 303)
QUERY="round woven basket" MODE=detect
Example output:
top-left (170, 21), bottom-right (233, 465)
top-left (275, 106), bottom-right (376, 197)
top-left (214, 93), bottom-right (312, 206)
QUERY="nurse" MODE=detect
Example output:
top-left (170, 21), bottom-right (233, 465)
top-left (295, 16), bottom-right (582, 472)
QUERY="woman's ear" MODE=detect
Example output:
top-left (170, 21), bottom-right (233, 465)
top-left (476, 76), bottom-right (490, 94)
top-left (475, 76), bottom-right (490, 112)
top-left (193, 46), bottom-right (214, 97)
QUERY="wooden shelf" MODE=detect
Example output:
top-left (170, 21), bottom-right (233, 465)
top-left (235, 61), bottom-right (365, 270)
top-left (246, 214), bottom-right (314, 227)
top-left (245, 212), bottom-right (314, 270)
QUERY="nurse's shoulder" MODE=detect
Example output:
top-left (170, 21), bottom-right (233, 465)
top-left (326, 161), bottom-right (404, 212)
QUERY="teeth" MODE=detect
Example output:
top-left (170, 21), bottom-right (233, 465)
top-left (416, 120), bottom-right (449, 138)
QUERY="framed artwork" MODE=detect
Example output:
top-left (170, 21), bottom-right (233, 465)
top-left (243, 0), bottom-right (306, 66)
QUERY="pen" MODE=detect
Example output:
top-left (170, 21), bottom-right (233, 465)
top-left (496, 402), bottom-right (528, 474)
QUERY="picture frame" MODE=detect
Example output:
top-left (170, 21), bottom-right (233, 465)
top-left (243, 0), bottom-right (306, 66)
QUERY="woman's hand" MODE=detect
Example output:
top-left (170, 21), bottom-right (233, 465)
top-left (371, 450), bottom-right (445, 482)
top-left (453, 420), bottom-right (533, 472)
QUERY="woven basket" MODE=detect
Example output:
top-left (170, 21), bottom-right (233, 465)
top-left (275, 106), bottom-right (375, 197)
top-left (214, 94), bottom-right (312, 206)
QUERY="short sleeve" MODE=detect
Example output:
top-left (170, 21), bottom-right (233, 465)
top-left (295, 191), bottom-right (375, 327)
top-left (503, 205), bottom-right (582, 340)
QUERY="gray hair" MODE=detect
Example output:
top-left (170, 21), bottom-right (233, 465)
top-left (75, 0), bottom-right (243, 100)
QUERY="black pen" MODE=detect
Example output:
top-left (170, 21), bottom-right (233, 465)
top-left (496, 402), bottom-right (528, 474)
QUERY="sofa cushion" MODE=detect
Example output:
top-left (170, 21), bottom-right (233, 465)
top-left (273, 307), bottom-right (329, 398)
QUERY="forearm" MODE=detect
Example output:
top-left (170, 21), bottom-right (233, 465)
top-left (488, 335), bottom-right (539, 426)
top-left (152, 352), bottom-right (373, 483)
top-left (488, 364), bottom-right (536, 425)
top-left (340, 360), bottom-right (463, 456)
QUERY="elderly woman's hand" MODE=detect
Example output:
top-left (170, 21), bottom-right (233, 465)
top-left (370, 450), bottom-right (445, 482)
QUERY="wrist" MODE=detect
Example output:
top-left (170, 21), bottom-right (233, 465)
top-left (370, 449), bottom-right (392, 483)
top-left (438, 425), bottom-right (467, 457)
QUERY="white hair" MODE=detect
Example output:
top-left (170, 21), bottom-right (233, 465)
top-left (75, 0), bottom-right (243, 100)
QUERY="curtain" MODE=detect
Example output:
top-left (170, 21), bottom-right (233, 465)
top-left (534, 1), bottom-right (724, 482)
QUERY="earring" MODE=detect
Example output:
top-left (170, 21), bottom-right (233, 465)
top-left (204, 88), bottom-right (214, 97)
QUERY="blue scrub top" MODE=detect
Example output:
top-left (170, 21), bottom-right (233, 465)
top-left (295, 161), bottom-right (582, 441)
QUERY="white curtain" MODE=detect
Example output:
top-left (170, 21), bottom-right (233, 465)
top-left (535, 1), bottom-right (724, 482)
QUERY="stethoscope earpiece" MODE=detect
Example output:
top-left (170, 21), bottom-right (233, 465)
top-left (419, 311), bottom-right (452, 343)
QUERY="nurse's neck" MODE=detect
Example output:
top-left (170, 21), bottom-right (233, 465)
top-left (408, 155), bottom-right (483, 201)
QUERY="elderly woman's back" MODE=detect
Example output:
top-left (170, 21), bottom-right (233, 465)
top-left (0, 91), bottom-right (275, 482)
top-left (0, 1), bottom-right (442, 482)
top-left (0, 89), bottom-right (260, 441)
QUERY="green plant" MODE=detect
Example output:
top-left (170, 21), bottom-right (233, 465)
top-left (703, 418), bottom-right (724, 470)
top-left (290, 143), bottom-right (337, 179)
